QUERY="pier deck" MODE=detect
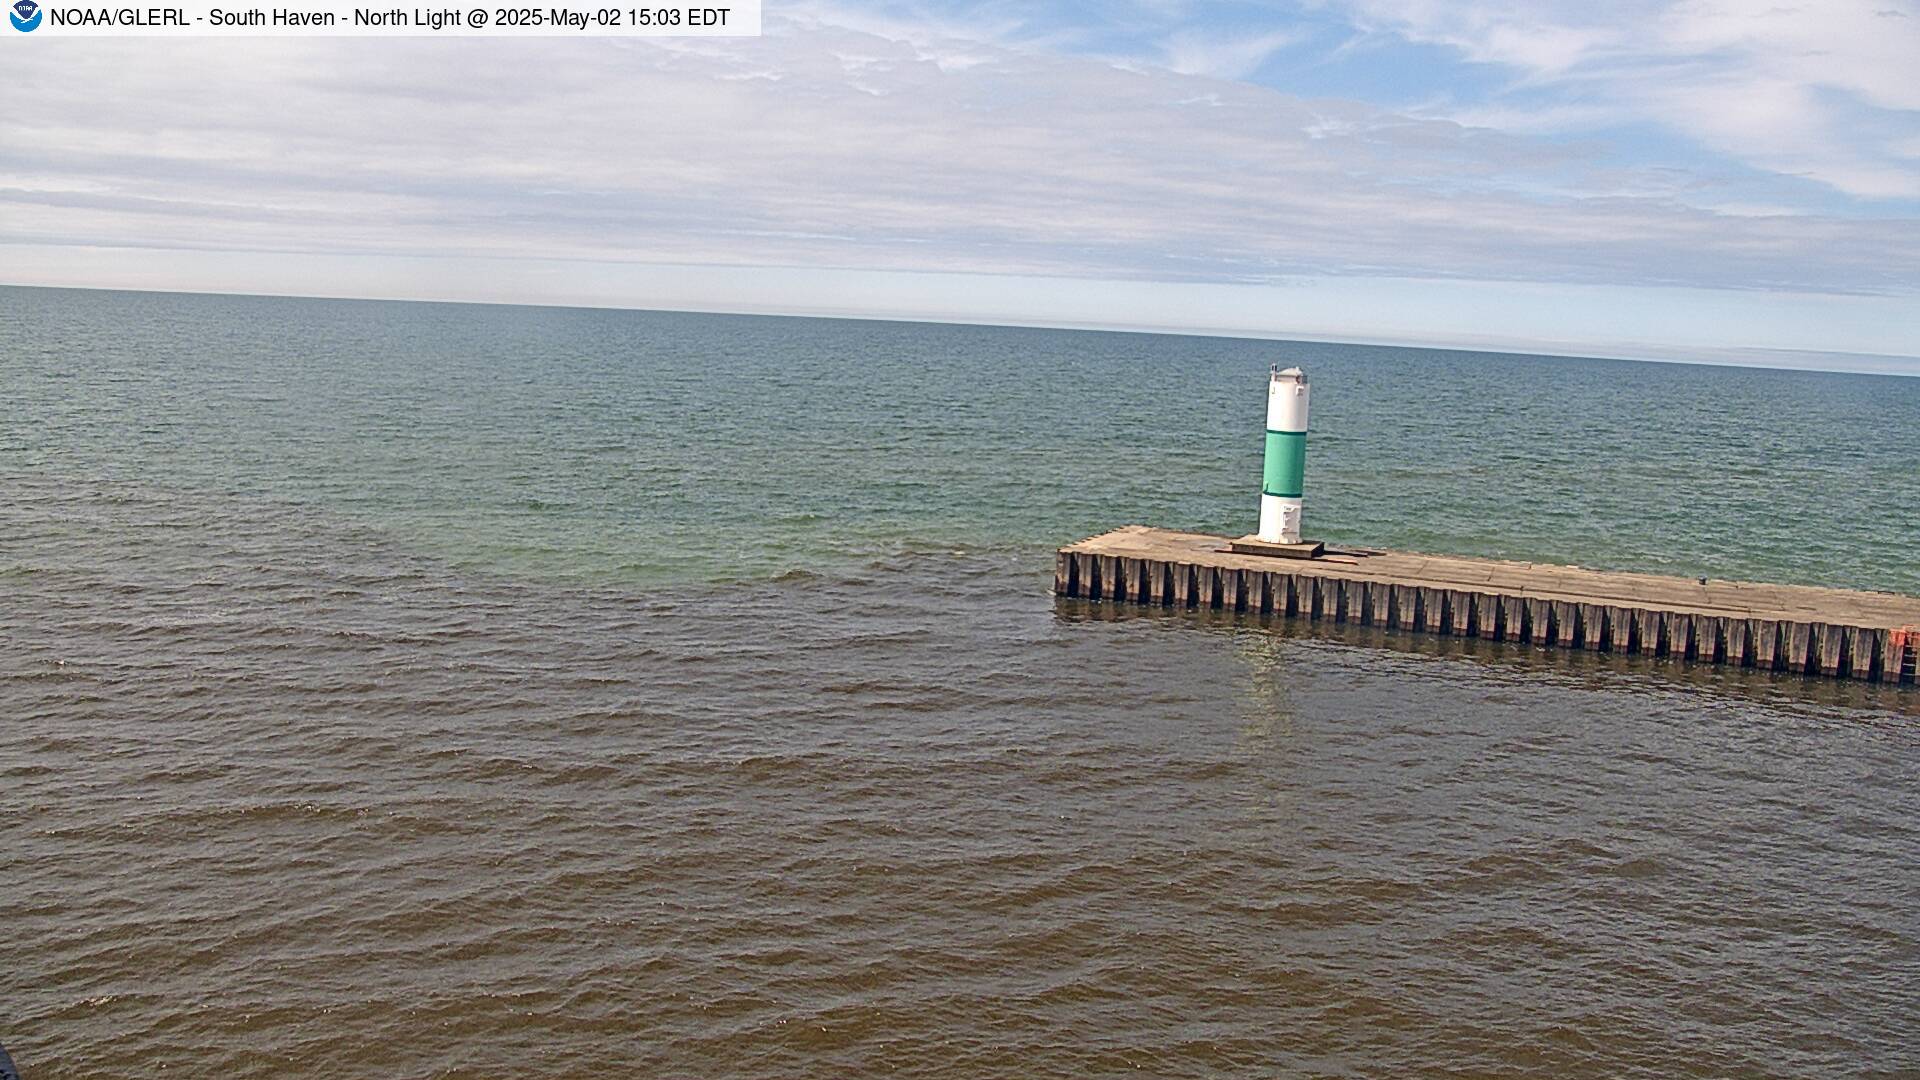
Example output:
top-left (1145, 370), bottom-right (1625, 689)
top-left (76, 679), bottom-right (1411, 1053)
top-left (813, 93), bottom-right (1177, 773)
top-left (1056, 526), bottom-right (1920, 683)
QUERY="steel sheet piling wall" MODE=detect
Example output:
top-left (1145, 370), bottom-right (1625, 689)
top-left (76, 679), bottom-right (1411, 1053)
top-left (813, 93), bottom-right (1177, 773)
top-left (1055, 543), bottom-right (1916, 684)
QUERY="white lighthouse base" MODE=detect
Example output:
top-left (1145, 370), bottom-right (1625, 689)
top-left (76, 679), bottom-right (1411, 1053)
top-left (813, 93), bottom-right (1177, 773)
top-left (1258, 494), bottom-right (1303, 544)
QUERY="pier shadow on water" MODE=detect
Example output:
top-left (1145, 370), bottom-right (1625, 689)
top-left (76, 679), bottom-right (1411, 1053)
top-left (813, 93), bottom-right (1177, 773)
top-left (1054, 595), bottom-right (1920, 718)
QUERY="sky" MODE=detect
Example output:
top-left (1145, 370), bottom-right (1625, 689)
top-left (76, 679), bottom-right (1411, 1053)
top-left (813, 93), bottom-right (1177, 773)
top-left (3, 1), bottom-right (1918, 371)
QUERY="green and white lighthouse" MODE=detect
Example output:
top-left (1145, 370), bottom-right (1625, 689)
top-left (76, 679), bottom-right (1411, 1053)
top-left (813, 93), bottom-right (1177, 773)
top-left (1258, 365), bottom-right (1310, 544)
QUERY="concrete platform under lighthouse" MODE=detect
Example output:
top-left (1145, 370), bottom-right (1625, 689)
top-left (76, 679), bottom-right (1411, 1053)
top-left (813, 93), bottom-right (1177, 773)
top-left (1227, 535), bottom-right (1325, 559)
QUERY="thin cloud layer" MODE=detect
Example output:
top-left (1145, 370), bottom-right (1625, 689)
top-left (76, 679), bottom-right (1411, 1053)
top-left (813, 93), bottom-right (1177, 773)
top-left (3, 17), bottom-right (1915, 302)
top-left (1334, 0), bottom-right (1920, 200)
top-left (780, 1), bottom-right (1920, 205)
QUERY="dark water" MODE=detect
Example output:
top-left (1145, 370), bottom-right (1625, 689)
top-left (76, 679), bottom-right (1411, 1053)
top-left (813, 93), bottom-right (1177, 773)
top-left (2, 288), bottom-right (1916, 1078)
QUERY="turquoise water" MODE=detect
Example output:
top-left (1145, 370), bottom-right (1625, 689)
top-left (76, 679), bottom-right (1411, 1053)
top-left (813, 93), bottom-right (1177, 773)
top-left (5, 286), bottom-right (1915, 592)
top-left (3, 287), bottom-right (1916, 1079)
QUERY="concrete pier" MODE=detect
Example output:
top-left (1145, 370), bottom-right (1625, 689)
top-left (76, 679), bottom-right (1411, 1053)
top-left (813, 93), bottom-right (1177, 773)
top-left (1056, 526), bottom-right (1920, 683)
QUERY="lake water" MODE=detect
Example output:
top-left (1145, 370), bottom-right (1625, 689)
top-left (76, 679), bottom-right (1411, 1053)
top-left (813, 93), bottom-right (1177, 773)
top-left (2, 286), bottom-right (1915, 1077)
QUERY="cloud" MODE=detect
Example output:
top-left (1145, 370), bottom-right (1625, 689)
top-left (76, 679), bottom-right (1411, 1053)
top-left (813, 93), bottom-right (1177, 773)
top-left (1163, 27), bottom-right (1300, 78)
top-left (1340, 0), bottom-right (1920, 199)
top-left (3, 17), bottom-right (1915, 304)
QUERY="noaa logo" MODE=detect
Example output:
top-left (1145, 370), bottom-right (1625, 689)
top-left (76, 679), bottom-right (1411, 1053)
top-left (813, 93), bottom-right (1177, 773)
top-left (10, 0), bottom-right (41, 30)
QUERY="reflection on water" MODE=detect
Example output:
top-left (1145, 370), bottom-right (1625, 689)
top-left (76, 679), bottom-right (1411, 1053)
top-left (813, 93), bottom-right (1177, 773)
top-left (1062, 598), bottom-right (1920, 718)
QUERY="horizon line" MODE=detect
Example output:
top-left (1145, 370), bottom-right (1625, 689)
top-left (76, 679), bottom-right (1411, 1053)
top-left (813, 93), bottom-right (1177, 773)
top-left (6, 279), bottom-right (1918, 379)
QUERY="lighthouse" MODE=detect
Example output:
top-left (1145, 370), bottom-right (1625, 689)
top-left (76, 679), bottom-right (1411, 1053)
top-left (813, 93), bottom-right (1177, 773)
top-left (1229, 365), bottom-right (1323, 559)
top-left (1259, 366), bottom-right (1309, 543)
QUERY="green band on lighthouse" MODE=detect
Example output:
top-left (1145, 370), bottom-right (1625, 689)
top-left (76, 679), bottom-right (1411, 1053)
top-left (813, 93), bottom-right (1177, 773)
top-left (1262, 429), bottom-right (1306, 499)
